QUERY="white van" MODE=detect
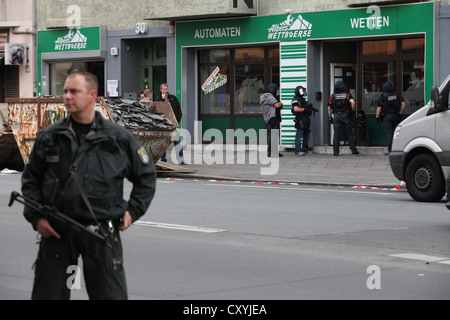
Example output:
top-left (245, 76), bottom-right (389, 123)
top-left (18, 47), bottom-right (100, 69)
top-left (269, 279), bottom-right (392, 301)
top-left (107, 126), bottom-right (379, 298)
top-left (389, 74), bottom-right (450, 202)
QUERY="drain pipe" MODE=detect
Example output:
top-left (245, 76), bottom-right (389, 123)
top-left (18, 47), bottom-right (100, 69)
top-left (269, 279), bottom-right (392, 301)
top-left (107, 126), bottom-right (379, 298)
top-left (10, 0), bottom-right (37, 96)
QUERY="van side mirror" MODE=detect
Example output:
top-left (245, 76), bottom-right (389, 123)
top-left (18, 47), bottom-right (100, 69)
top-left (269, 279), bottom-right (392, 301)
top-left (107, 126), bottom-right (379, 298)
top-left (427, 86), bottom-right (442, 116)
top-left (430, 86), bottom-right (440, 109)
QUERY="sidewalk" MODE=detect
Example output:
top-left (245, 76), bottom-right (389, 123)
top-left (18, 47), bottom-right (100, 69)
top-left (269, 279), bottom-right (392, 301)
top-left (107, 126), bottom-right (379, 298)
top-left (159, 145), bottom-right (402, 189)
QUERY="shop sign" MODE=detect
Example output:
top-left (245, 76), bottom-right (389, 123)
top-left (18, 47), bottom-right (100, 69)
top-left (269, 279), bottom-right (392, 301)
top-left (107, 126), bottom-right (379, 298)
top-left (54, 29), bottom-right (87, 51)
top-left (5, 43), bottom-right (27, 65)
top-left (38, 26), bottom-right (101, 53)
top-left (194, 27), bottom-right (241, 39)
top-left (267, 14), bottom-right (312, 40)
top-left (201, 66), bottom-right (228, 94)
top-left (350, 6), bottom-right (390, 30)
top-left (177, 3), bottom-right (433, 46)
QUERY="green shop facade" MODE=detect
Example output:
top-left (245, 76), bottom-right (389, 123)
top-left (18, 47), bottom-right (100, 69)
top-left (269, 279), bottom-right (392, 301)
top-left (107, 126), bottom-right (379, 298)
top-left (36, 26), bottom-right (107, 97)
top-left (176, 2), bottom-right (434, 148)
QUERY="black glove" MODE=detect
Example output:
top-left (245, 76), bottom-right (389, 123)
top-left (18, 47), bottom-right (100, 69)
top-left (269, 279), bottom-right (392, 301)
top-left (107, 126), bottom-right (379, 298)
top-left (329, 118), bottom-right (333, 124)
top-left (376, 117), bottom-right (380, 125)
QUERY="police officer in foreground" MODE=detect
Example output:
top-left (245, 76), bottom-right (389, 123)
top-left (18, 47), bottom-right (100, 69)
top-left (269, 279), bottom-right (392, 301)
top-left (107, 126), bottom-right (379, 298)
top-left (21, 71), bottom-right (157, 300)
top-left (328, 81), bottom-right (359, 156)
top-left (376, 81), bottom-right (406, 155)
top-left (291, 86), bottom-right (312, 156)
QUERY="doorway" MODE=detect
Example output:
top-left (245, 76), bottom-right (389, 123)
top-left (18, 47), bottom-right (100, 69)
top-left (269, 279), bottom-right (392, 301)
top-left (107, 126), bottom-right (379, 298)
top-left (330, 63), bottom-right (357, 145)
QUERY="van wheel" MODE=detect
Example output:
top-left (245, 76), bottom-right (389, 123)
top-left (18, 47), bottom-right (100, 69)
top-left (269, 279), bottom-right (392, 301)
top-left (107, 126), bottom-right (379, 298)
top-left (405, 154), bottom-right (445, 202)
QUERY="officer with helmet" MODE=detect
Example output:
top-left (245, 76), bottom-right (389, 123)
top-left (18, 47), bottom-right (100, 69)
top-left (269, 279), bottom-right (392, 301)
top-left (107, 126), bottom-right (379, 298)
top-left (376, 81), bottom-right (406, 155)
top-left (328, 81), bottom-right (359, 156)
top-left (291, 86), bottom-right (312, 156)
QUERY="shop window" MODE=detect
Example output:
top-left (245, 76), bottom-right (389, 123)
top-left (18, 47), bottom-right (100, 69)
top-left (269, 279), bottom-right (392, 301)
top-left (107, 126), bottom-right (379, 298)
top-left (49, 61), bottom-right (104, 96)
top-left (200, 65), bottom-right (230, 114)
top-left (234, 47), bottom-right (264, 62)
top-left (234, 64), bottom-right (264, 114)
top-left (50, 62), bottom-right (85, 96)
top-left (362, 40), bottom-right (396, 56)
top-left (362, 61), bottom-right (396, 114)
top-left (402, 59), bottom-right (425, 114)
top-left (200, 49), bottom-right (230, 63)
top-left (402, 38), bottom-right (425, 54)
top-left (269, 46), bottom-right (280, 60)
top-left (360, 37), bottom-right (424, 116)
top-left (198, 45), bottom-right (278, 131)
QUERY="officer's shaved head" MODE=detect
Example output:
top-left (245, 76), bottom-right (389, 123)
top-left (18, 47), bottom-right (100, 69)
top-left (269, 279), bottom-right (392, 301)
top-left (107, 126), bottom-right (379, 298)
top-left (67, 71), bottom-right (98, 93)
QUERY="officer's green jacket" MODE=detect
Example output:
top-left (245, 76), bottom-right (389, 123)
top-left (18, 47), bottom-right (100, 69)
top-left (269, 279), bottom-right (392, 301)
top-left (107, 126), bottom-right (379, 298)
top-left (22, 111), bottom-right (156, 229)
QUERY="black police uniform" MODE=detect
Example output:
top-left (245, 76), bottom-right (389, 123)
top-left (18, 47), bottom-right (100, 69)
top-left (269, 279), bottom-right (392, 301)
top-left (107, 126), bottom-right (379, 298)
top-left (328, 81), bottom-right (358, 156)
top-left (22, 112), bottom-right (157, 299)
top-left (377, 81), bottom-right (405, 153)
top-left (291, 86), bottom-right (311, 155)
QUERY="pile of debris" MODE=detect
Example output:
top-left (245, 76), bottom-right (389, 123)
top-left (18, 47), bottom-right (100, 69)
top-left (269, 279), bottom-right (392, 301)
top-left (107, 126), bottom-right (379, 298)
top-left (104, 98), bottom-right (176, 132)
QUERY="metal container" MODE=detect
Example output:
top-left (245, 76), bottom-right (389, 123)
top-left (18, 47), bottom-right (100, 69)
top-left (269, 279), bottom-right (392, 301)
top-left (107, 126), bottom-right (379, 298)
top-left (5, 98), bottom-right (175, 166)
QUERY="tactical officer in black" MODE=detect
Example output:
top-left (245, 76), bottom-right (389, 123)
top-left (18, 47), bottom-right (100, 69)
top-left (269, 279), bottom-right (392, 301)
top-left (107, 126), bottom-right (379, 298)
top-left (291, 86), bottom-right (312, 156)
top-left (376, 81), bottom-right (406, 154)
top-left (22, 72), bottom-right (156, 300)
top-left (328, 81), bottom-right (359, 156)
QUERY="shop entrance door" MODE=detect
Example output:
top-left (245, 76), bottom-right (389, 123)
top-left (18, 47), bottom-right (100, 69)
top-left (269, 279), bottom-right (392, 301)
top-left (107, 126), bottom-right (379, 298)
top-left (330, 63), bottom-right (357, 145)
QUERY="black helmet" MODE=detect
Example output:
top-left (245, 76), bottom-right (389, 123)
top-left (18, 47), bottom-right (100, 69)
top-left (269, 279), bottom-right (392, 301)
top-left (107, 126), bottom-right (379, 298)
top-left (334, 81), bottom-right (347, 93)
top-left (381, 81), bottom-right (396, 93)
top-left (294, 85), bottom-right (307, 97)
top-left (268, 83), bottom-right (279, 96)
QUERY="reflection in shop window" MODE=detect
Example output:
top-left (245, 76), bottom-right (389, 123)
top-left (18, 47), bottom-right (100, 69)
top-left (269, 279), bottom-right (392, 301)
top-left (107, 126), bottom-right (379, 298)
top-left (200, 49), bottom-right (230, 63)
top-left (362, 40), bottom-right (396, 56)
top-left (234, 47), bottom-right (265, 62)
top-left (50, 62), bottom-right (85, 96)
top-left (362, 61), bottom-right (396, 115)
top-left (403, 59), bottom-right (424, 114)
top-left (200, 65), bottom-right (230, 114)
top-left (235, 64), bottom-right (264, 114)
top-left (402, 38), bottom-right (424, 54)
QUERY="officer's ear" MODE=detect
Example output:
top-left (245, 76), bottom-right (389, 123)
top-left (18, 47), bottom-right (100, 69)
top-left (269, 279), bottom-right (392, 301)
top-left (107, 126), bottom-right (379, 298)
top-left (90, 90), bottom-right (98, 101)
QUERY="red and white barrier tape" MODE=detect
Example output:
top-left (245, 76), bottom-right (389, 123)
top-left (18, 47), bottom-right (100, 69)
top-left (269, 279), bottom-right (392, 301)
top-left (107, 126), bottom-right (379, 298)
top-left (166, 177), bottom-right (403, 191)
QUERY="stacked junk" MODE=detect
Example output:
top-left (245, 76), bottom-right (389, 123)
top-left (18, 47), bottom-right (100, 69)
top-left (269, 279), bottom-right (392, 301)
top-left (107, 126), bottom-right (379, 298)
top-left (0, 97), bottom-right (192, 173)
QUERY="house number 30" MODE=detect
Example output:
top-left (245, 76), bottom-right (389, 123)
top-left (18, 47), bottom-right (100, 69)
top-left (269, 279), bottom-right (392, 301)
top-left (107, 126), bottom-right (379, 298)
top-left (135, 22), bottom-right (148, 34)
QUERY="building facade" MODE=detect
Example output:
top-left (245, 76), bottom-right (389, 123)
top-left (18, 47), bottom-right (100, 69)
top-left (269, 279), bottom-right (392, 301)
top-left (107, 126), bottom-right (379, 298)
top-left (0, 0), bottom-right (36, 101)
top-left (29, 0), bottom-right (450, 149)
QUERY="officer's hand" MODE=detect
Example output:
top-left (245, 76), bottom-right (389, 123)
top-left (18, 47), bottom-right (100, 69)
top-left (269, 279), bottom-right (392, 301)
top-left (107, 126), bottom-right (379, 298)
top-left (329, 118), bottom-right (333, 124)
top-left (36, 218), bottom-right (60, 239)
top-left (376, 117), bottom-right (380, 125)
top-left (118, 211), bottom-right (132, 231)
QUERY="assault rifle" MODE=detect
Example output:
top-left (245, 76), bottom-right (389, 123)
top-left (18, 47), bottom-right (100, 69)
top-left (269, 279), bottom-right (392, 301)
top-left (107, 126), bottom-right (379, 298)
top-left (305, 103), bottom-right (319, 117)
top-left (9, 191), bottom-right (111, 248)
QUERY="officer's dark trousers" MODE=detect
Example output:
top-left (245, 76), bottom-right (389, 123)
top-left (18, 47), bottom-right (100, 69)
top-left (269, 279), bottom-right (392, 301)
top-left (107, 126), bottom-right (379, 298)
top-left (333, 113), bottom-right (357, 155)
top-left (383, 113), bottom-right (400, 153)
top-left (294, 117), bottom-right (310, 154)
top-left (31, 225), bottom-right (127, 300)
top-left (267, 117), bottom-right (280, 157)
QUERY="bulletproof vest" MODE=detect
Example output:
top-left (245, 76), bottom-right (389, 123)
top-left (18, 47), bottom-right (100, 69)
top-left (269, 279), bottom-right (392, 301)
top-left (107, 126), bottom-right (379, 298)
top-left (382, 93), bottom-right (401, 113)
top-left (291, 96), bottom-right (310, 118)
top-left (331, 93), bottom-right (350, 113)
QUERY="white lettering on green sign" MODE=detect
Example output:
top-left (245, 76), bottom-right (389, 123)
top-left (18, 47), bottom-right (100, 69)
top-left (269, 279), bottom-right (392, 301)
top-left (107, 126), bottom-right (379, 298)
top-left (350, 16), bottom-right (389, 29)
top-left (54, 29), bottom-right (87, 51)
top-left (194, 27), bottom-right (241, 39)
top-left (351, 6), bottom-right (390, 30)
top-left (267, 14), bottom-right (312, 40)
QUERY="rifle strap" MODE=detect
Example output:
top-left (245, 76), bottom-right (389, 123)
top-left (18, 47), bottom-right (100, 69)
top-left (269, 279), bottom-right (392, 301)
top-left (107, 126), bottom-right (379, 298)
top-left (48, 150), bottom-right (108, 237)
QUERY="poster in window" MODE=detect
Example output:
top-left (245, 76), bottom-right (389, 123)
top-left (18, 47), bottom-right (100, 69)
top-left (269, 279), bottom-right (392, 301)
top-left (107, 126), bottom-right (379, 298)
top-left (106, 80), bottom-right (119, 97)
top-left (5, 43), bottom-right (27, 65)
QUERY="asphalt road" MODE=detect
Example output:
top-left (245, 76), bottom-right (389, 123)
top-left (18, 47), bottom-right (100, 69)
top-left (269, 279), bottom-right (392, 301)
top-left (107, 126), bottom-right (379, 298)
top-left (1, 173), bottom-right (449, 303)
